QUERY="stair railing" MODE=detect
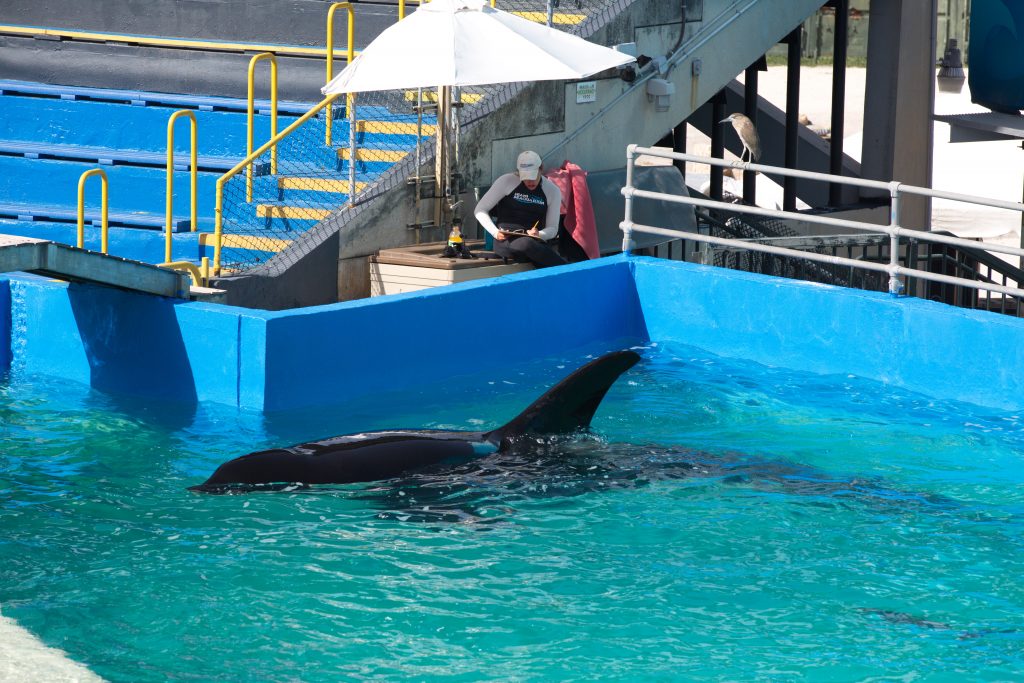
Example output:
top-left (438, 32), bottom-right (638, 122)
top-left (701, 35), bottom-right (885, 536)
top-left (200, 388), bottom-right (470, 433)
top-left (76, 168), bottom-right (109, 253)
top-left (165, 109), bottom-right (198, 263)
top-left (246, 52), bottom-right (279, 202)
top-left (213, 95), bottom-right (339, 275)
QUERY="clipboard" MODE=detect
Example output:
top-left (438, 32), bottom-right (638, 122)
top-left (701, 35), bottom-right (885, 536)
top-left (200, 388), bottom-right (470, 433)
top-left (498, 229), bottom-right (543, 241)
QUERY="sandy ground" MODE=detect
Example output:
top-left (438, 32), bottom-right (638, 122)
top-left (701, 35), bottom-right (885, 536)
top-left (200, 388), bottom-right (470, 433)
top-left (642, 66), bottom-right (1024, 251)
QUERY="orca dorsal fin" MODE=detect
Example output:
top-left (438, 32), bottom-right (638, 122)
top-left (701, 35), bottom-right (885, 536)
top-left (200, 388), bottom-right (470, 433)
top-left (487, 350), bottom-right (640, 444)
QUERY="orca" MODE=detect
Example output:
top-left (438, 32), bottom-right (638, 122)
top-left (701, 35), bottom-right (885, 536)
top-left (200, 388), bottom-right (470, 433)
top-left (190, 350), bottom-right (641, 493)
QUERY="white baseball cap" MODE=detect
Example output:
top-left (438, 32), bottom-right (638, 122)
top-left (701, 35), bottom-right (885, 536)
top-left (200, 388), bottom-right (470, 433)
top-left (516, 150), bottom-right (542, 180)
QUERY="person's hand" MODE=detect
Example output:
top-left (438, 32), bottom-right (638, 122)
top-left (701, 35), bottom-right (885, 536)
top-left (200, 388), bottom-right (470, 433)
top-left (495, 231), bottom-right (507, 241)
top-left (527, 227), bottom-right (540, 237)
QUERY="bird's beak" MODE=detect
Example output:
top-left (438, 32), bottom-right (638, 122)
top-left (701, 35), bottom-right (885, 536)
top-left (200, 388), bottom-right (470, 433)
top-left (718, 118), bottom-right (731, 124)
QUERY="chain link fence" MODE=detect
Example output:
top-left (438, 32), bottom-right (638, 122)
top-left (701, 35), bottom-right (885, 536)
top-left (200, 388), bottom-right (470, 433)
top-left (214, 0), bottom-right (626, 274)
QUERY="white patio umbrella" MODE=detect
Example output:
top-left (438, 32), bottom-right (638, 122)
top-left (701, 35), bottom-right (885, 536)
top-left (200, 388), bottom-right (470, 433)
top-left (321, 0), bottom-right (635, 229)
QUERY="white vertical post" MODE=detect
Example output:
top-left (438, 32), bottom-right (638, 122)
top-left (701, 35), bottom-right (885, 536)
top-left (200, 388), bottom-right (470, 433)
top-left (888, 181), bottom-right (903, 296)
top-left (621, 145), bottom-right (637, 254)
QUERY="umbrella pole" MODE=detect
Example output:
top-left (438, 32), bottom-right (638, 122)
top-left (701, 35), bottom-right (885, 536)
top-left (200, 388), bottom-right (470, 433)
top-left (434, 85), bottom-right (453, 232)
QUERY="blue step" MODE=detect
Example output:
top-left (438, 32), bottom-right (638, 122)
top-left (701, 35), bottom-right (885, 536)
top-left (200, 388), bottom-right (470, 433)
top-left (0, 95), bottom-right (297, 159)
top-left (0, 78), bottom-right (315, 115)
top-left (0, 201), bottom-right (210, 231)
top-left (0, 156), bottom-right (218, 220)
top-left (0, 139), bottom-right (252, 172)
top-left (0, 217), bottom-right (203, 264)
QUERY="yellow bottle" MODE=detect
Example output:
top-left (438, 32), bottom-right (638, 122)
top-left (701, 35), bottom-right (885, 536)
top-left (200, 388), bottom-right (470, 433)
top-left (447, 225), bottom-right (463, 247)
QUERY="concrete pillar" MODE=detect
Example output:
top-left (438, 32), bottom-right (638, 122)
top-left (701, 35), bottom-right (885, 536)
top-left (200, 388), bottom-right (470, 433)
top-left (860, 0), bottom-right (938, 231)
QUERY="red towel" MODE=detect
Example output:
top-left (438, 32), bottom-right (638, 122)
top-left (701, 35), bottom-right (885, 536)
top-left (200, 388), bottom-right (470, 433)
top-left (545, 161), bottom-right (599, 260)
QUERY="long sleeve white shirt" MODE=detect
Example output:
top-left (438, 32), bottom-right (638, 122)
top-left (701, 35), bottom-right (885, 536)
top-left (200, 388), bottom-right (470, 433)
top-left (474, 173), bottom-right (562, 241)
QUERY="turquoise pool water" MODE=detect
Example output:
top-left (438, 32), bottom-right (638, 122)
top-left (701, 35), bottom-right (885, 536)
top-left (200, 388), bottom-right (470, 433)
top-left (2, 342), bottom-right (1023, 681)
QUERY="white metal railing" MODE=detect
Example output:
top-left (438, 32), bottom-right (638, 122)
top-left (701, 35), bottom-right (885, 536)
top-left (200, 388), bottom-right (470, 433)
top-left (619, 145), bottom-right (1024, 299)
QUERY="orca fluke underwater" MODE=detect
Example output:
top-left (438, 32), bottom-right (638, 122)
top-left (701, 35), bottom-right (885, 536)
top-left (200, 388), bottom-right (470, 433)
top-left (190, 350), bottom-right (641, 493)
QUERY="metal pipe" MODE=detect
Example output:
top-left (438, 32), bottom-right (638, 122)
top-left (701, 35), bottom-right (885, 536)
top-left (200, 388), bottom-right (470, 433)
top-left (626, 183), bottom-right (1024, 260)
top-left (621, 145), bottom-right (638, 254)
top-left (246, 52), bottom-right (278, 202)
top-left (784, 27), bottom-right (801, 211)
top-left (672, 121), bottom-right (687, 181)
top-left (710, 91), bottom-right (726, 200)
top-left (743, 61), bottom-right (759, 204)
top-left (546, 0), bottom-right (554, 26)
top-left (166, 110), bottom-right (198, 264)
top-left (159, 261), bottom-right (205, 288)
top-left (77, 168), bottom-right (108, 253)
top-left (621, 221), bottom-right (1024, 299)
top-left (325, 3), bottom-right (355, 147)
top-left (888, 181), bottom-right (903, 295)
top-left (829, 0), bottom-right (849, 205)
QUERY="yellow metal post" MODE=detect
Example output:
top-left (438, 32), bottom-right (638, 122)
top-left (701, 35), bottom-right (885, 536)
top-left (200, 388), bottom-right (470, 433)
top-left (246, 52), bottom-right (278, 202)
top-left (77, 168), bottom-right (108, 252)
top-left (398, 0), bottom-right (423, 20)
top-left (325, 3), bottom-right (355, 147)
top-left (159, 260), bottom-right (205, 288)
top-left (166, 110), bottom-right (198, 264)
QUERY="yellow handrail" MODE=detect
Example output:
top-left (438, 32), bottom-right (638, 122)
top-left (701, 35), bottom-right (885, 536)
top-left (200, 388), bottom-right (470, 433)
top-left (246, 52), bottom-right (278, 202)
top-left (325, 3), bottom-right (355, 147)
top-left (77, 168), bottom-right (109, 253)
top-left (214, 94), bottom-right (340, 275)
top-left (0, 24), bottom-right (340, 58)
top-left (159, 258), bottom-right (209, 288)
top-left (398, 0), bottom-right (425, 20)
top-left (166, 110), bottom-right (198, 263)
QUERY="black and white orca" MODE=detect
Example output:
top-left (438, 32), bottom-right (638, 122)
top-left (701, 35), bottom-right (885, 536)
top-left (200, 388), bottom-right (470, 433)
top-left (190, 350), bottom-right (641, 493)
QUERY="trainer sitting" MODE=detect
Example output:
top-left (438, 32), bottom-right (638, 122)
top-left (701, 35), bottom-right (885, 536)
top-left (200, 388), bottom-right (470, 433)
top-left (474, 150), bottom-right (566, 268)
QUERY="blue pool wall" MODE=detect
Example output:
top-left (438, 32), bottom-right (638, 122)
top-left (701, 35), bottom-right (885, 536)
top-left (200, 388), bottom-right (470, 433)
top-left (0, 257), bottom-right (646, 411)
top-left (631, 257), bottom-right (1024, 411)
top-left (2, 255), bottom-right (1024, 412)
top-left (0, 280), bottom-right (9, 370)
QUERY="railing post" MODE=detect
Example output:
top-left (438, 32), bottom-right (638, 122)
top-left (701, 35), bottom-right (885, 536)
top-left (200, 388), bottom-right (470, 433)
top-left (214, 177), bottom-right (225, 276)
top-left (166, 109), bottom-right (198, 264)
top-left (325, 3), bottom-right (355, 147)
top-left (621, 145), bottom-right (637, 254)
top-left (247, 52), bottom-right (278, 203)
top-left (888, 181), bottom-right (903, 296)
top-left (77, 168), bottom-right (108, 253)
